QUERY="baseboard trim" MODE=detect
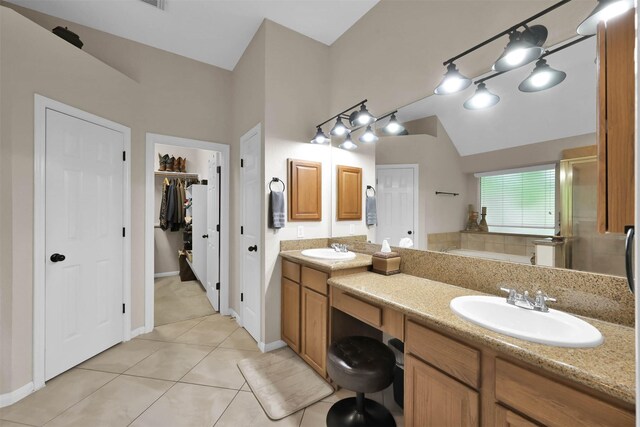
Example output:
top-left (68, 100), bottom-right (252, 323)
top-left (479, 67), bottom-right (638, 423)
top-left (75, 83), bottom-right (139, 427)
top-left (153, 271), bottom-right (179, 278)
top-left (228, 308), bottom-right (241, 326)
top-left (130, 326), bottom-right (146, 338)
top-left (0, 382), bottom-right (34, 408)
top-left (259, 340), bottom-right (287, 353)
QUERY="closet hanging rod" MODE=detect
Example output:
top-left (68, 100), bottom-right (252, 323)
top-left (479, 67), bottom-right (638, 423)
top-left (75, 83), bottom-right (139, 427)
top-left (154, 171), bottom-right (199, 177)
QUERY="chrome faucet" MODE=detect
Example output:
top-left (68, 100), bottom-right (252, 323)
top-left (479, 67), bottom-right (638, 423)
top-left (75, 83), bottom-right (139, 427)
top-left (533, 291), bottom-right (557, 312)
top-left (331, 243), bottom-right (348, 253)
top-left (500, 287), bottom-right (556, 312)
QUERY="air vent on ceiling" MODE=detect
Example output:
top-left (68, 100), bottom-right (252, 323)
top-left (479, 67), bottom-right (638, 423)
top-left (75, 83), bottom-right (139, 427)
top-left (139, 0), bottom-right (165, 10)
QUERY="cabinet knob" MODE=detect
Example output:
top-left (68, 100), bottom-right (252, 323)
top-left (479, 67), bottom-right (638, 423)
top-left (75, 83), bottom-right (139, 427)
top-left (248, 245), bottom-right (258, 252)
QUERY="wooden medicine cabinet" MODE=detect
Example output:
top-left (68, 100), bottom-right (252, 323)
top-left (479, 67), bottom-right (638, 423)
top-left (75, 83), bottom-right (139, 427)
top-left (337, 165), bottom-right (362, 220)
top-left (288, 159), bottom-right (322, 221)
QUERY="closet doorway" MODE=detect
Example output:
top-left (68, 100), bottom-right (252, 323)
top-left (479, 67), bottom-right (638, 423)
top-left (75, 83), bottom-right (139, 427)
top-left (145, 134), bottom-right (230, 332)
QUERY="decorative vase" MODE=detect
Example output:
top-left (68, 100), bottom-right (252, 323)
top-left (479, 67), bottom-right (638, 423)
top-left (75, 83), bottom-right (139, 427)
top-left (479, 207), bottom-right (489, 232)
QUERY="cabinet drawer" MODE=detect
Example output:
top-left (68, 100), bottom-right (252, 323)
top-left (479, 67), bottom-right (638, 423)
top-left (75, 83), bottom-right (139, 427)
top-left (331, 288), bottom-right (382, 327)
top-left (301, 266), bottom-right (328, 295)
top-left (406, 320), bottom-right (480, 389)
top-left (282, 259), bottom-right (301, 283)
top-left (495, 358), bottom-right (634, 427)
top-left (494, 405), bottom-right (540, 427)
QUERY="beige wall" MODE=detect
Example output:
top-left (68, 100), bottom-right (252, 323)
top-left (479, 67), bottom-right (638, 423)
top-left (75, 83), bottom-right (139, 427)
top-left (376, 120), bottom-right (470, 248)
top-left (1, 4), bottom-right (233, 393)
top-left (0, 6), bottom-right (140, 394)
top-left (230, 23), bottom-right (266, 320)
top-left (262, 21), bottom-right (331, 344)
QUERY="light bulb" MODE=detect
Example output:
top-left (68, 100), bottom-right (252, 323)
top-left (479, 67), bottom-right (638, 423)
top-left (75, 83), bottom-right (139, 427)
top-left (600, 0), bottom-right (632, 21)
top-left (504, 48), bottom-right (527, 66)
top-left (359, 125), bottom-right (378, 144)
top-left (530, 70), bottom-right (552, 88)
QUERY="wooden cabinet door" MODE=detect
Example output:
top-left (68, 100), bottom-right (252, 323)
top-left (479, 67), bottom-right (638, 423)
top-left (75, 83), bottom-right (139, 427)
top-left (288, 159), bottom-right (322, 221)
top-left (405, 354), bottom-right (479, 427)
top-left (495, 405), bottom-right (540, 427)
top-left (281, 278), bottom-right (300, 353)
top-left (301, 287), bottom-right (328, 376)
top-left (597, 9), bottom-right (635, 233)
top-left (337, 165), bottom-right (362, 220)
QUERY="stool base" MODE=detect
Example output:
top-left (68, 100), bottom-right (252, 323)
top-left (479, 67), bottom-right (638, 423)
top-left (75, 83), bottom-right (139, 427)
top-left (326, 395), bottom-right (396, 427)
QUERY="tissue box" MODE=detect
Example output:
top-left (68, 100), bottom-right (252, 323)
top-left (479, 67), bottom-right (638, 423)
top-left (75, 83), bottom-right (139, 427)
top-left (372, 251), bottom-right (401, 275)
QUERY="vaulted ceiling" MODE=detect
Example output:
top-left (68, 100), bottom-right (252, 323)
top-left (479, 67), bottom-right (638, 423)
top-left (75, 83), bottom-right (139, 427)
top-left (5, 0), bottom-right (379, 70)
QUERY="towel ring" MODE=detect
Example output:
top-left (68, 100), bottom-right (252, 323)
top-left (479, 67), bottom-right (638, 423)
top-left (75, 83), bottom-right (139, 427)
top-left (269, 177), bottom-right (285, 192)
top-left (366, 185), bottom-right (376, 197)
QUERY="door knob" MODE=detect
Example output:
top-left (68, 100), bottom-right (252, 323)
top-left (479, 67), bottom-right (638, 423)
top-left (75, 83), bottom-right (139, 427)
top-left (202, 234), bottom-right (209, 239)
top-left (408, 231), bottom-right (413, 235)
top-left (248, 245), bottom-right (258, 252)
top-left (50, 253), bottom-right (66, 262)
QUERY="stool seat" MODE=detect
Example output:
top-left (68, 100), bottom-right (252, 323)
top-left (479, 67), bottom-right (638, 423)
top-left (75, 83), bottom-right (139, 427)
top-left (326, 336), bottom-right (397, 427)
top-left (327, 336), bottom-right (396, 394)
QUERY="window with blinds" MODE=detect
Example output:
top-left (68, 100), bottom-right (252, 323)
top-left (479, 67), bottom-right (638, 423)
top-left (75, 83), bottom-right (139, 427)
top-left (478, 165), bottom-right (556, 235)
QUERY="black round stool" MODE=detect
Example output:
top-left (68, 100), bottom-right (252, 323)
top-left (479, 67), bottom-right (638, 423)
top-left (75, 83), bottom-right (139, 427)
top-left (326, 336), bottom-right (396, 427)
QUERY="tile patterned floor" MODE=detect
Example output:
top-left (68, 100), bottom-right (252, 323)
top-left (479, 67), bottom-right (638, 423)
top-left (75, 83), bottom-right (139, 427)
top-left (0, 314), bottom-right (403, 426)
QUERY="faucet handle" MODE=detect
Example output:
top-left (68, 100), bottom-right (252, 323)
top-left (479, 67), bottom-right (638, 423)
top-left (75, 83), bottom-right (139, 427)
top-left (534, 290), bottom-right (556, 312)
top-left (500, 287), bottom-right (517, 304)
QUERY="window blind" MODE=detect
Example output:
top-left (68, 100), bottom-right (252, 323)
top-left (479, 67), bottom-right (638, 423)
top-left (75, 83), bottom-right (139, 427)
top-left (480, 166), bottom-right (555, 233)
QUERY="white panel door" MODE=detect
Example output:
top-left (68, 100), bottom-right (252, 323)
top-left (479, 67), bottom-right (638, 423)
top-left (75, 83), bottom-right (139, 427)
top-left (376, 166), bottom-right (416, 247)
top-left (206, 152), bottom-right (220, 311)
top-left (191, 185), bottom-right (208, 284)
top-left (240, 126), bottom-right (261, 343)
top-left (45, 109), bottom-right (124, 380)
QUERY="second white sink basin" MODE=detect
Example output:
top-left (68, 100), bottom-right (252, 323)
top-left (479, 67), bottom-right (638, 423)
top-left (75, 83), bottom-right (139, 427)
top-left (450, 295), bottom-right (603, 348)
top-left (300, 248), bottom-right (356, 260)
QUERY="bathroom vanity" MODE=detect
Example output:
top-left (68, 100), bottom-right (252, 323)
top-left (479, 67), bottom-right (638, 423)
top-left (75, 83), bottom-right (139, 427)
top-left (279, 248), bottom-right (636, 426)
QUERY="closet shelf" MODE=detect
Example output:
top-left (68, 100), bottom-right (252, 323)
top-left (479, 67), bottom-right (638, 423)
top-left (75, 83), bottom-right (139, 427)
top-left (155, 171), bottom-right (199, 178)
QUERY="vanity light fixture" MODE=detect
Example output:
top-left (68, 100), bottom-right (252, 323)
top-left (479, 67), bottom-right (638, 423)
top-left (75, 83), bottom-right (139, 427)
top-left (359, 125), bottom-right (379, 143)
top-left (434, 63), bottom-right (472, 95)
top-left (330, 117), bottom-right (348, 136)
top-left (463, 83), bottom-right (500, 110)
top-left (518, 58), bottom-right (566, 92)
top-left (492, 25), bottom-right (547, 72)
top-left (577, 0), bottom-right (634, 35)
top-left (384, 113), bottom-right (405, 134)
top-left (349, 103), bottom-right (375, 126)
top-left (339, 134), bottom-right (357, 150)
top-left (310, 127), bottom-right (329, 144)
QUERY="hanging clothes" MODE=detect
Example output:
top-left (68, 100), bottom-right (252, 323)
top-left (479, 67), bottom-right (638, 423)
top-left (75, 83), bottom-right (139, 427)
top-left (159, 178), bottom-right (169, 230)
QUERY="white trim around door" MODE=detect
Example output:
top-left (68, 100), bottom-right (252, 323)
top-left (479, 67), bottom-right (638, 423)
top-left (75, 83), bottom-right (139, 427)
top-left (33, 94), bottom-right (132, 391)
top-left (145, 133), bottom-right (230, 333)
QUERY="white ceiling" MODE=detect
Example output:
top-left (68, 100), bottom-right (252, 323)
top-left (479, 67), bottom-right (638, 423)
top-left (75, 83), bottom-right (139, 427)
top-left (397, 37), bottom-right (597, 157)
top-left (5, 0), bottom-right (379, 70)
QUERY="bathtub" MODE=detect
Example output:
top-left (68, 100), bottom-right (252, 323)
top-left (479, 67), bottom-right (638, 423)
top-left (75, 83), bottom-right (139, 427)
top-left (446, 249), bottom-right (532, 265)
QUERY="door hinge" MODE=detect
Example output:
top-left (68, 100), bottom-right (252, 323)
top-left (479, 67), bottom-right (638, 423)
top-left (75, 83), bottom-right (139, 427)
top-left (122, 227), bottom-right (126, 237)
top-left (122, 303), bottom-right (126, 314)
top-left (216, 224), bottom-right (220, 232)
top-left (241, 293), bottom-right (244, 302)
top-left (216, 282), bottom-right (220, 290)
top-left (241, 159), bottom-right (244, 167)
top-left (217, 166), bottom-right (221, 173)
top-left (241, 226), bottom-right (244, 235)
top-left (123, 151), bottom-right (126, 161)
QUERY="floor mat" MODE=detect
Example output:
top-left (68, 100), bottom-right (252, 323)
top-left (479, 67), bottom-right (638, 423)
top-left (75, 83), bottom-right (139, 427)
top-left (238, 347), bottom-right (334, 420)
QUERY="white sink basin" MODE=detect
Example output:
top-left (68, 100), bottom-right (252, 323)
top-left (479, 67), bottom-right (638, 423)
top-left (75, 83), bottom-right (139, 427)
top-left (450, 295), bottom-right (603, 348)
top-left (300, 248), bottom-right (356, 260)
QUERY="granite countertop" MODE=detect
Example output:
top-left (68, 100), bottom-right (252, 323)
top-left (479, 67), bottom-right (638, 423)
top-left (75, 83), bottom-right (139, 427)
top-left (327, 272), bottom-right (635, 405)
top-left (280, 250), bottom-right (372, 273)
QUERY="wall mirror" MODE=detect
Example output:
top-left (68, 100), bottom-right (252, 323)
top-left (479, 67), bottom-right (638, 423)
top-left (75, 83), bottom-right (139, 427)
top-left (328, 20), bottom-right (627, 278)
